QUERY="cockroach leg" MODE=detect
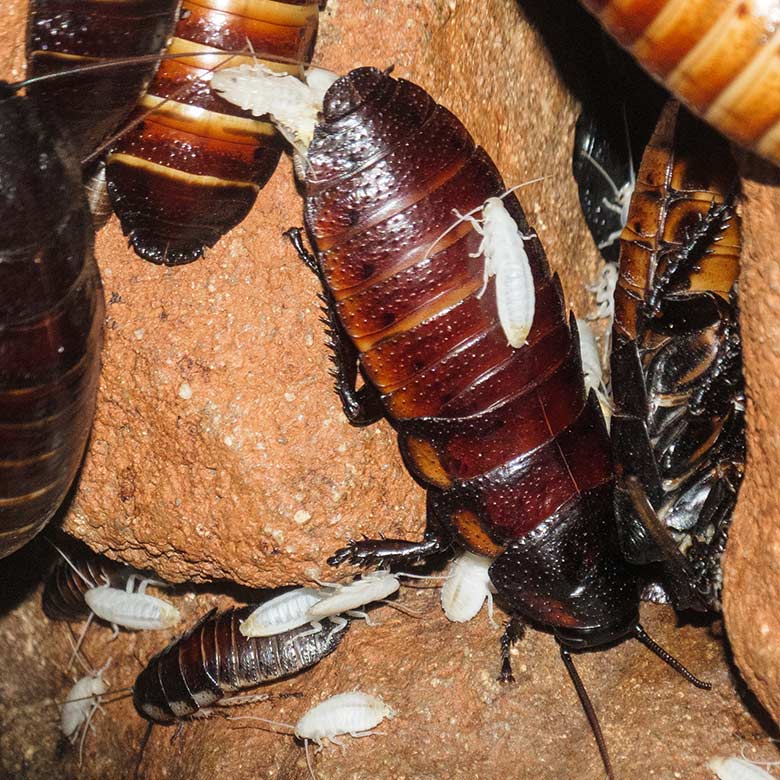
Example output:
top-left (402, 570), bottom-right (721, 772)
top-left (285, 227), bottom-right (321, 276)
top-left (498, 616), bottom-right (526, 683)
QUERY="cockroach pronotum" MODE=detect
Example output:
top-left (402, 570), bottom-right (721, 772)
top-left (0, 84), bottom-right (104, 560)
top-left (610, 100), bottom-right (745, 612)
top-left (214, 65), bottom-right (713, 778)
top-left (133, 605), bottom-right (349, 723)
top-left (105, 0), bottom-right (321, 266)
top-left (579, 0), bottom-right (780, 164)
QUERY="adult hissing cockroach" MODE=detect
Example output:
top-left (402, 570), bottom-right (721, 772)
top-left (105, 0), bottom-right (321, 265)
top-left (0, 86), bottom-right (104, 559)
top-left (133, 605), bottom-right (349, 723)
top-left (579, 0), bottom-right (780, 164)
top-left (610, 101), bottom-right (745, 612)
top-left (215, 65), bottom-right (711, 777)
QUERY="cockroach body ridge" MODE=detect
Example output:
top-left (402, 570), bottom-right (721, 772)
top-left (299, 67), bottom-right (639, 651)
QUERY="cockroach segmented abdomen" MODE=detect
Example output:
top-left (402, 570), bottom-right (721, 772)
top-left (302, 66), bottom-right (633, 635)
top-left (133, 606), bottom-right (349, 723)
top-left (0, 93), bottom-right (104, 559)
top-left (610, 101), bottom-right (745, 611)
top-left (580, 0), bottom-right (780, 164)
top-left (106, 0), bottom-right (321, 265)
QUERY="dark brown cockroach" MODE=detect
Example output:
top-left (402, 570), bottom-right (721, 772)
top-left (0, 85), bottom-right (104, 560)
top-left (26, 0), bottom-right (180, 165)
top-left (281, 67), bottom-right (710, 779)
top-left (133, 605), bottom-right (349, 723)
top-left (42, 544), bottom-right (125, 621)
top-left (610, 100), bottom-right (745, 612)
top-left (105, 0), bottom-right (321, 266)
top-left (579, 0), bottom-right (780, 164)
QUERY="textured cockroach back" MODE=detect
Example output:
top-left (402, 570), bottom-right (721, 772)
top-left (105, 0), bottom-right (321, 265)
top-left (0, 91), bottom-right (104, 559)
top-left (133, 606), bottom-right (349, 723)
top-left (579, 0), bottom-right (780, 164)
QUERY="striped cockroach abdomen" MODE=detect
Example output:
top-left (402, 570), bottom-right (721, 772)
top-left (106, 0), bottom-right (320, 265)
top-left (580, 0), bottom-right (780, 164)
top-left (610, 100), bottom-right (745, 611)
top-left (42, 546), bottom-right (125, 621)
top-left (26, 0), bottom-right (180, 164)
top-left (133, 606), bottom-right (348, 723)
top-left (0, 90), bottom-right (104, 559)
top-left (301, 67), bottom-right (635, 637)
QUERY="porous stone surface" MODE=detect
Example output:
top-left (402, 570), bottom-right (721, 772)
top-left (722, 155), bottom-right (780, 722)
top-left (2, 0), bottom-right (780, 779)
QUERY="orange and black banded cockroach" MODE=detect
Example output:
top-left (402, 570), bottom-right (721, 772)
top-left (133, 605), bottom-right (349, 723)
top-left (0, 83), bottom-right (104, 560)
top-left (610, 100), bottom-right (745, 612)
top-left (216, 66), bottom-right (713, 778)
top-left (105, 0), bottom-right (321, 266)
top-left (579, 0), bottom-right (780, 164)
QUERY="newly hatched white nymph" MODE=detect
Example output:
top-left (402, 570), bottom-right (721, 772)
top-left (210, 63), bottom-right (338, 157)
top-left (61, 660), bottom-right (111, 764)
top-left (457, 196), bottom-right (536, 348)
top-left (709, 757), bottom-right (777, 780)
top-left (440, 551), bottom-right (497, 625)
top-left (239, 587), bottom-right (326, 637)
top-left (230, 691), bottom-right (395, 780)
top-left (576, 318), bottom-right (612, 428)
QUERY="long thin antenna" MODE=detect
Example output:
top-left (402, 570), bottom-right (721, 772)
top-left (633, 624), bottom-right (711, 690)
top-left (559, 646), bottom-right (615, 780)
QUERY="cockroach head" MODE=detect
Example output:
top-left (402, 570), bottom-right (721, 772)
top-left (554, 614), bottom-right (636, 650)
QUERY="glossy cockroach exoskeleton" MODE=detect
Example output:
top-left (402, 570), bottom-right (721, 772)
top-left (579, 0), bottom-right (780, 165)
top-left (105, 0), bottom-right (321, 266)
top-left (610, 100), bottom-right (745, 612)
top-left (221, 66), bottom-right (713, 778)
top-left (0, 85), bottom-right (104, 559)
top-left (133, 605), bottom-right (349, 723)
top-left (26, 0), bottom-right (181, 225)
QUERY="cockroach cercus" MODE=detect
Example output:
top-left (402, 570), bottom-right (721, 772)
top-left (230, 691), bottom-right (395, 780)
top-left (213, 65), bottom-right (713, 779)
top-left (133, 605), bottom-right (349, 723)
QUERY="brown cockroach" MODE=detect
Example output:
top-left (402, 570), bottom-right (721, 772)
top-left (26, 0), bottom-right (180, 165)
top-left (240, 66), bottom-right (713, 778)
top-left (0, 83), bottom-right (104, 560)
top-left (579, 0), bottom-right (780, 164)
top-left (105, 0), bottom-right (321, 266)
top-left (42, 544), bottom-right (125, 621)
top-left (133, 605), bottom-right (349, 723)
top-left (610, 100), bottom-right (745, 611)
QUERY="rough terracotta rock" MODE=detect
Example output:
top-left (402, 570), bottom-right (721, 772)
top-left (722, 155), bottom-right (780, 722)
top-left (2, 0), bottom-right (780, 778)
